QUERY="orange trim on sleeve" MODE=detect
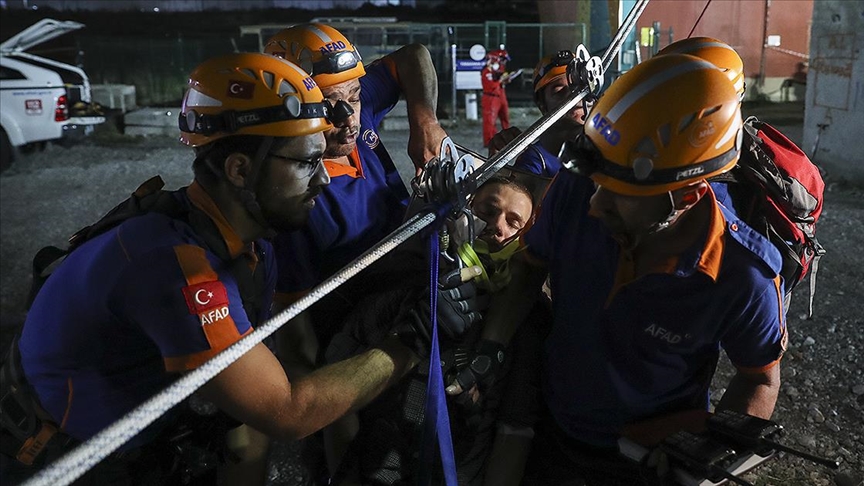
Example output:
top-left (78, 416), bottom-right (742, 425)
top-left (773, 275), bottom-right (788, 353)
top-left (171, 244), bottom-right (250, 372)
top-left (735, 357), bottom-right (781, 375)
top-left (736, 275), bottom-right (786, 374)
top-left (59, 377), bottom-right (74, 430)
top-left (164, 327), bottom-right (253, 372)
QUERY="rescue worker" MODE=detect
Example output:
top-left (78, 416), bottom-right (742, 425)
top-left (482, 53), bottom-right (787, 484)
top-left (481, 48), bottom-right (514, 147)
top-left (1, 53), bottom-right (482, 485)
top-left (262, 23), bottom-right (450, 481)
top-left (488, 49), bottom-right (594, 177)
top-left (263, 22), bottom-right (447, 375)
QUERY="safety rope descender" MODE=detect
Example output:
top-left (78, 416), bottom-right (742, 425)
top-left (411, 137), bottom-right (477, 221)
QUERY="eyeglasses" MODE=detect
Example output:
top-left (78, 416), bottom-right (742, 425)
top-left (312, 50), bottom-right (362, 76)
top-left (268, 152), bottom-right (325, 178)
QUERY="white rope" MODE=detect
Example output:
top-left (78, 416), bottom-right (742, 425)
top-left (766, 45), bottom-right (809, 60)
top-left (22, 212), bottom-right (436, 486)
top-left (22, 3), bottom-right (652, 482)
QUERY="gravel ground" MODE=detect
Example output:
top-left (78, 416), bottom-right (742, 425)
top-left (1, 104), bottom-right (862, 485)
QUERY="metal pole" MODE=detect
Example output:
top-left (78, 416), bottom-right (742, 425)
top-left (470, 0), bottom-right (651, 190)
top-left (450, 43), bottom-right (457, 124)
top-left (602, 0), bottom-right (650, 70)
top-left (758, 0), bottom-right (771, 92)
top-left (20, 3), bottom-right (651, 484)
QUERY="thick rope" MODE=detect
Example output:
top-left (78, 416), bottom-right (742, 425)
top-left (22, 2), bottom-right (651, 483)
top-left (22, 212), bottom-right (436, 486)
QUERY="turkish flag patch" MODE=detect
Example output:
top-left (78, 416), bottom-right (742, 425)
top-left (182, 281), bottom-right (229, 315)
top-left (226, 80), bottom-right (255, 99)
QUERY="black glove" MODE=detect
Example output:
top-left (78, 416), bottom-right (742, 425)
top-left (394, 267), bottom-right (487, 358)
top-left (452, 339), bottom-right (505, 394)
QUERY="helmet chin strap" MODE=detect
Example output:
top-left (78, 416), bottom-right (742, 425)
top-left (238, 136), bottom-right (275, 236)
top-left (620, 191), bottom-right (684, 251)
top-left (645, 191), bottom-right (686, 236)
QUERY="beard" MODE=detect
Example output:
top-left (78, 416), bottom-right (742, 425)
top-left (324, 126), bottom-right (360, 158)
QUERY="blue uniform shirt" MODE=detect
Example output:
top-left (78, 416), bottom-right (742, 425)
top-left (513, 141), bottom-right (562, 178)
top-left (273, 59), bottom-right (410, 299)
top-left (19, 182), bottom-right (276, 447)
top-left (523, 170), bottom-right (786, 446)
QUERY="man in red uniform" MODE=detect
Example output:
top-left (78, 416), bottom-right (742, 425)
top-left (481, 48), bottom-right (513, 147)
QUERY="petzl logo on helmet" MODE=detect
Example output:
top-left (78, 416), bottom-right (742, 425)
top-left (182, 281), bottom-right (229, 315)
top-left (676, 166), bottom-right (705, 181)
top-left (320, 41), bottom-right (347, 54)
top-left (362, 129), bottom-right (379, 149)
top-left (591, 113), bottom-right (621, 146)
top-left (237, 113), bottom-right (261, 124)
top-left (227, 80), bottom-right (255, 99)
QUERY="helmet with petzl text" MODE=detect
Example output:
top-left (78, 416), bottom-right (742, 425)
top-left (179, 52), bottom-right (332, 147)
top-left (570, 53), bottom-right (743, 196)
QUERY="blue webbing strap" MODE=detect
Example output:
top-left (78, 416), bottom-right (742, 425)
top-left (418, 231), bottom-right (458, 485)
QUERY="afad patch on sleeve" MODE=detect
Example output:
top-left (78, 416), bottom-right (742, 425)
top-left (182, 280), bottom-right (230, 325)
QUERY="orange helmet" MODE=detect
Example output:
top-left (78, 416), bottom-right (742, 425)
top-left (573, 53), bottom-right (742, 196)
top-left (179, 53), bottom-right (332, 147)
top-left (264, 23), bottom-right (365, 88)
top-left (657, 37), bottom-right (745, 99)
top-left (532, 50), bottom-right (572, 94)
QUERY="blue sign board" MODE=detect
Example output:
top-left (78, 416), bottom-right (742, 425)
top-left (456, 60), bottom-right (486, 71)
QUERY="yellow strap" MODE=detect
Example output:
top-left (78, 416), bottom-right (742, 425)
top-left (16, 421), bottom-right (59, 466)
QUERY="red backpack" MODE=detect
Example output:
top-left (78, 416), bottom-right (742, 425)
top-left (719, 116), bottom-right (826, 316)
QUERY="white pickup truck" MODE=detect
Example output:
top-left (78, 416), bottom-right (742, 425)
top-left (1, 18), bottom-right (105, 172)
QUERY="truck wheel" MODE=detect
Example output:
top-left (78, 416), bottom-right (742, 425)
top-left (0, 129), bottom-right (14, 174)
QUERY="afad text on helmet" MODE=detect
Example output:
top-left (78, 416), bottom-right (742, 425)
top-left (319, 41), bottom-right (347, 54)
top-left (302, 76), bottom-right (317, 91)
top-left (591, 113), bottom-right (620, 146)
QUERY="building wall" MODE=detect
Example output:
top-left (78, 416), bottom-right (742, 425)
top-left (803, 0), bottom-right (864, 183)
top-left (635, 0), bottom-right (813, 101)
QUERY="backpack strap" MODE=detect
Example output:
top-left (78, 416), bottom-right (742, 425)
top-left (807, 238), bottom-right (826, 318)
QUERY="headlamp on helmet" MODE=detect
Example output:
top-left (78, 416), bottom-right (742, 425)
top-left (312, 49), bottom-right (362, 77)
top-left (264, 23), bottom-right (366, 88)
